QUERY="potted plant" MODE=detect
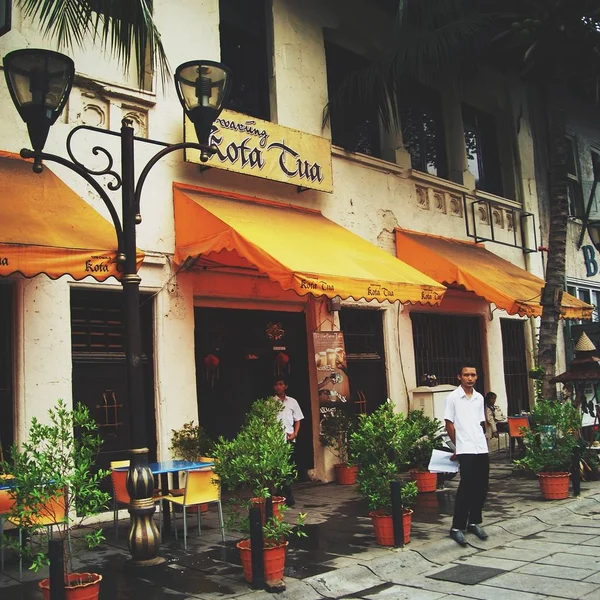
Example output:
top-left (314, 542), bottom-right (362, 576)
top-left (515, 398), bottom-right (581, 500)
top-left (1, 400), bottom-right (110, 600)
top-left (169, 421), bottom-right (215, 513)
top-left (213, 397), bottom-right (300, 581)
top-left (320, 405), bottom-right (358, 484)
top-left (406, 410), bottom-right (443, 493)
top-left (170, 420), bottom-right (215, 461)
top-left (350, 401), bottom-right (419, 545)
top-left (236, 504), bottom-right (306, 583)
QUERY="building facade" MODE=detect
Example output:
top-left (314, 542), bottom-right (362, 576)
top-left (0, 0), bottom-right (590, 481)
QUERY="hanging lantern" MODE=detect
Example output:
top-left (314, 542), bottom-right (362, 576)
top-left (203, 353), bottom-right (220, 387)
top-left (274, 351), bottom-right (290, 376)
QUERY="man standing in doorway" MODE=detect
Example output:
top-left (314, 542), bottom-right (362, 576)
top-left (273, 376), bottom-right (304, 507)
top-left (444, 361), bottom-right (489, 546)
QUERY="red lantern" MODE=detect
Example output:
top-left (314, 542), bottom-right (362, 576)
top-left (274, 351), bottom-right (290, 376)
top-left (203, 353), bottom-right (220, 387)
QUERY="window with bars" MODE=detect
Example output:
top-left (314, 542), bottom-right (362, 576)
top-left (70, 289), bottom-right (153, 358)
top-left (500, 319), bottom-right (530, 414)
top-left (411, 312), bottom-right (484, 392)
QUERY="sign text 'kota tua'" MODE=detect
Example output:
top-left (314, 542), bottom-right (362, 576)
top-left (85, 255), bottom-right (111, 273)
top-left (0, 257), bottom-right (8, 266)
top-left (184, 110), bottom-right (333, 193)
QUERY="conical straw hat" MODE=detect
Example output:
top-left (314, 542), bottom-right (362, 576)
top-left (575, 332), bottom-right (596, 352)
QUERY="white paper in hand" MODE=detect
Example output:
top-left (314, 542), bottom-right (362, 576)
top-left (428, 449), bottom-right (459, 473)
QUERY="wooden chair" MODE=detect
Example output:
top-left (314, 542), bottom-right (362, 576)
top-left (110, 460), bottom-right (163, 540)
top-left (163, 469), bottom-right (225, 550)
top-left (507, 416), bottom-right (530, 461)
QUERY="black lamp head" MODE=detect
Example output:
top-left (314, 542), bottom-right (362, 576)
top-left (3, 49), bottom-right (74, 156)
top-left (175, 60), bottom-right (232, 160)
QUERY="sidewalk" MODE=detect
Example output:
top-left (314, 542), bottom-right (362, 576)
top-left (2, 452), bottom-right (600, 599)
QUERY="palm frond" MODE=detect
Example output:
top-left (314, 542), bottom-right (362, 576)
top-left (16, 0), bottom-right (170, 90)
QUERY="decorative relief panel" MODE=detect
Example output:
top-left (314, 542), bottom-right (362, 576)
top-left (433, 192), bottom-right (446, 213)
top-left (449, 195), bottom-right (463, 217)
top-left (416, 186), bottom-right (429, 210)
top-left (477, 205), bottom-right (489, 224)
top-left (506, 211), bottom-right (515, 231)
top-left (122, 108), bottom-right (148, 138)
top-left (491, 207), bottom-right (504, 229)
top-left (76, 90), bottom-right (109, 129)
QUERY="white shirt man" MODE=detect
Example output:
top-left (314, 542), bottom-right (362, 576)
top-left (444, 363), bottom-right (490, 547)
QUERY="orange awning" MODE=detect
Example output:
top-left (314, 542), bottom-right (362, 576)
top-left (395, 228), bottom-right (593, 319)
top-left (0, 152), bottom-right (143, 281)
top-left (174, 185), bottom-right (446, 305)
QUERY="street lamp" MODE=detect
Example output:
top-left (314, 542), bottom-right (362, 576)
top-left (3, 48), bottom-right (232, 567)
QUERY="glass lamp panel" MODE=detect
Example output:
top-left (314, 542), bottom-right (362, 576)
top-left (4, 49), bottom-right (73, 124)
top-left (177, 62), bottom-right (231, 112)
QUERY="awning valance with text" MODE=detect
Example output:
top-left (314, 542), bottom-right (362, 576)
top-left (174, 185), bottom-right (446, 305)
top-left (395, 228), bottom-right (593, 320)
top-left (0, 152), bottom-right (144, 281)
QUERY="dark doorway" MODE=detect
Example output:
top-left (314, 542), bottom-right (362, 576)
top-left (339, 308), bottom-right (388, 414)
top-left (195, 307), bottom-right (313, 479)
top-left (501, 319), bottom-right (530, 414)
top-left (411, 312), bottom-right (485, 393)
top-left (0, 284), bottom-right (13, 461)
top-left (71, 288), bottom-right (156, 492)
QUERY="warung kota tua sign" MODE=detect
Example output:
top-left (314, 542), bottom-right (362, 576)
top-left (184, 109), bottom-right (333, 193)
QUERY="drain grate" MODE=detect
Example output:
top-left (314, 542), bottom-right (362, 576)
top-left (427, 564), bottom-right (505, 585)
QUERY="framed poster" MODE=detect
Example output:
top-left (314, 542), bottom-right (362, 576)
top-left (313, 331), bottom-right (349, 416)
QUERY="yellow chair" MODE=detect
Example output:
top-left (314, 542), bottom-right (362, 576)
top-left (110, 460), bottom-right (164, 540)
top-left (7, 488), bottom-right (67, 579)
top-left (163, 469), bottom-right (225, 550)
top-left (0, 485), bottom-right (15, 571)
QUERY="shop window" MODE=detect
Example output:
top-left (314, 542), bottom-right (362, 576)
top-left (339, 308), bottom-right (388, 414)
top-left (567, 136), bottom-right (585, 217)
top-left (399, 82), bottom-right (447, 179)
top-left (220, 0), bottom-right (271, 121)
top-left (0, 0), bottom-right (11, 37)
top-left (0, 284), bottom-right (13, 459)
top-left (325, 41), bottom-right (381, 158)
top-left (567, 284), bottom-right (600, 323)
top-left (411, 312), bottom-right (484, 392)
top-left (500, 320), bottom-right (530, 414)
top-left (462, 104), bottom-right (503, 197)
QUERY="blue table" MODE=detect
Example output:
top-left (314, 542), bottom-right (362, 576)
top-left (115, 460), bottom-right (214, 535)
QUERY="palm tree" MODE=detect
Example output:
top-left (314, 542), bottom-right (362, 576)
top-left (327, 0), bottom-right (600, 399)
top-left (15, 0), bottom-right (169, 87)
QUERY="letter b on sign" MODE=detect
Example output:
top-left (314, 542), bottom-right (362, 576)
top-left (583, 245), bottom-right (598, 277)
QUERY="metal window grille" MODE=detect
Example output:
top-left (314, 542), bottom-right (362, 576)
top-left (500, 320), bottom-right (530, 414)
top-left (411, 313), bottom-right (484, 391)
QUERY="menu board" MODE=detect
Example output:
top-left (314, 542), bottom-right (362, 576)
top-left (313, 331), bottom-right (350, 415)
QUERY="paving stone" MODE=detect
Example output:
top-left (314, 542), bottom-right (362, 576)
top-left (416, 538), bottom-right (479, 564)
top-left (515, 561), bottom-right (596, 581)
top-left (365, 550), bottom-right (438, 582)
top-left (455, 554), bottom-right (527, 571)
top-left (524, 530), bottom-right (597, 545)
top-left (477, 545), bottom-right (553, 562)
top-left (303, 564), bottom-right (383, 598)
top-left (507, 538), bottom-right (579, 554)
top-left (547, 525), bottom-right (600, 535)
top-left (535, 551), bottom-right (600, 570)
top-left (362, 585), bottom-right (447, 599)
top-left (483, 571), bottom-right (600, 599)
top-left (583, 572), bottom-right (600, 584)
top-left (499, 516), bottom-right (546, 537)
top-left (242, 578), bottom-right (322, 600)
top-left (582, 536), bottom-right (600, 546)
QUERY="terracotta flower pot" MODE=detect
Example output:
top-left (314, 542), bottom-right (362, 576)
top-left (237, 539), bottom-right (288, 583)
top-left (251, 496), bottom-right (286, 524)
top-left (369, 509), bottom-right (413, 546)
top-left (409, 469), bottom-right (437, 493)
top-left (334, 463), bottom-right (358, 485)
top-left (40, 573), bottom-right (102, 600)
top-left (538, 472), bottom-right (570, 500)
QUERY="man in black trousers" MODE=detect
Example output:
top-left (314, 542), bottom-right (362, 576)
top-left (444, 361), bottom-right (490, 546)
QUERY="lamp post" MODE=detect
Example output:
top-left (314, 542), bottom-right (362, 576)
top-left (3, 48), bottom-right (231, 567)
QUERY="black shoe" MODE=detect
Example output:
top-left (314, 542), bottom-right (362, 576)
top-left (467, 524), bottom-right (488, 540)
top-left (449, 529), bottom-right (468, 546)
